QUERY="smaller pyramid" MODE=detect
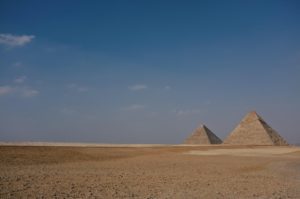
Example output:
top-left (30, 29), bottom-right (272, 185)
top-left (184, 124), bottom-right (222, 144)
top-left (224, 111), bottom-right (288, 145)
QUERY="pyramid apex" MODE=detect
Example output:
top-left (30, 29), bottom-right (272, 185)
top-left (249, 110), bottom-right (258, 114)
top-left (247, 110), bottom-right (259, 116)
top-left (243, 111), bottom-right (261, 122)
top-left (199, 124), bottom-right (206, 128)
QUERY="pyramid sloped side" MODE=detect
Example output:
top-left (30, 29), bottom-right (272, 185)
top-left (204, 127), bottom-right (223, 144)
top-left (223, 119), bottom-right (275, 145)
top-left (184, 128), bottom-right (211, 144)
top-left (259, 120), bottom-right (288, 146)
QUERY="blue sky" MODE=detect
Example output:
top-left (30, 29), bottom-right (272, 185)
top-left (0, 0), bottom-right (299, 144)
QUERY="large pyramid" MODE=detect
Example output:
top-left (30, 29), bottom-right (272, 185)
top-left (184, 125), bottom-right (222, 144)
top-left (224, 111), bottom-right (288, 145)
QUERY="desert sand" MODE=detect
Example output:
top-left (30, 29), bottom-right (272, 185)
top-left (1, 144), bottom-right (300, 198)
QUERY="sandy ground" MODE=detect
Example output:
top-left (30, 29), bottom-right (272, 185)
top-left (0, 142), bottom-right (173, 147)
top-left (187, 147), bottom-right (300, 156)
top-left (1, 145), bottom-right (300, 198)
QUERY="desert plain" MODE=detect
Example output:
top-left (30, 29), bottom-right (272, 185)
top-left (1, 144), bottom-right (300, 199)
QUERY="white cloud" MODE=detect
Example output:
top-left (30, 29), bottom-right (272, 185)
top-left (122, 104), bottom-right (145, 111)
top-left (174, 109), bottom-right (202, 117)
top-left (128, 84), bottom-right (147, 91)
top-left (0, 85), bottom-right (14, 96)
top-left (14, 76), bottom-right (27, 84)
top-left (0, 33), bottom-right (35, 47)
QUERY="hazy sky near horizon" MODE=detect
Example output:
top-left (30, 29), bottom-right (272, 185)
top-left (0, 0), bottom-right (299, 144)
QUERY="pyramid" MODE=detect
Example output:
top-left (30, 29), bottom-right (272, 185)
top-left (184, 124), bottom-right (222, 144)
top-left (224, 111), bottom-right (288, 145)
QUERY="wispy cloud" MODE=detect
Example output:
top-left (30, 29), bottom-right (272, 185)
top-left (0, 76), bottom-right (39, 97)
top-left (0, 86), bottom-right (14, 96)
top-left (61, 107), bottom-right (77, 115)
top-left (12, 62), bottom-right (23, 68)
top-left (14, 76), bottom-right (27, 84)
top-left (0, 33), bottom-right (35, 47)
top-left (0, 85), bottom-right (38, 97)
top-left (21, 87), bottom-right (39, 97)
top-left (128, 84), bottom-right (147, 91)
top-left (174, 109), bottom-right (202, 117)
top-left (164, 85), bottom-right (171, 90)
top-left (77, 87), bottom-right (89, 92)
top-left (67, 83), bottom-right (89, 93)
top-left (122, 104), bottom-right (145, 111)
